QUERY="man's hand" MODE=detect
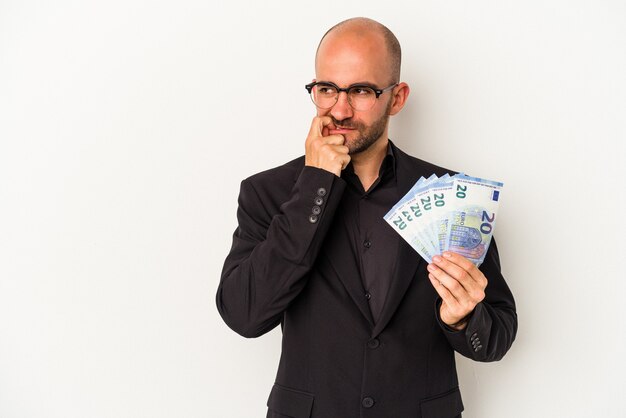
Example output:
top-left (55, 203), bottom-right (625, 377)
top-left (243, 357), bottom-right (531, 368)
top-left (305, 116), bottom-right (350, 177)
top-left (427, 251), bottom-right (488, 330)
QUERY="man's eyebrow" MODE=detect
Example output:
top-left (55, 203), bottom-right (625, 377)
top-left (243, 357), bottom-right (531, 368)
top-left (317, 80), bottom-right (379, 88)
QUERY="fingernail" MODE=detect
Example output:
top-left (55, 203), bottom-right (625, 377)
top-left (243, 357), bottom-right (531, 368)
top-left (443, 252), bottom-right (452, 258)
top-left (427, 264), bottom-right (436, 272)
top-left (433, 256), bottom-right (442, 263)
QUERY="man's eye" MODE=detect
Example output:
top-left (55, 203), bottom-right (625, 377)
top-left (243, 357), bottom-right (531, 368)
top-left (351, 87), bottom-right (374, 96)
top-left (317, 86), bottom-right (337, 95)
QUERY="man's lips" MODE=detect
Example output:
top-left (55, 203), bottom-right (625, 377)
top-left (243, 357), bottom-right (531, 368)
top-left (329, 126), bottom-right (355, 135)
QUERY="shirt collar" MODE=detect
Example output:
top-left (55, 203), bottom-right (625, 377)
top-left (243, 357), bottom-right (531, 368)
top-left (381, 141), bottom-right (397, 180)
top-left (345, 141), bottom-right (396, 175)
top-left (343, 141), bottom-right (397, 192)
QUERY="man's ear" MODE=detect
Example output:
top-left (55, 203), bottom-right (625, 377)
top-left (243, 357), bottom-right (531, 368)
top-left (389, 82), bottom-right (410, 116)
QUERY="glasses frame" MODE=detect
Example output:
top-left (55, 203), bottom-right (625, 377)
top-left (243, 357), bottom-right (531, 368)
top-left (304, 81), bottom-right (398, 110)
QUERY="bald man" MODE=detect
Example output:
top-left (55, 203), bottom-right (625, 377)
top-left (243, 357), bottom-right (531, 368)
top-left (217, 18), bottom-right (517, 418)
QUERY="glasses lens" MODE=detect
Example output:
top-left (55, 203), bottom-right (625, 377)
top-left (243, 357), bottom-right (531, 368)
top-left (311, 84), bottom-right (338, 109)
top-left (348, 86), bottom-right (376, 111)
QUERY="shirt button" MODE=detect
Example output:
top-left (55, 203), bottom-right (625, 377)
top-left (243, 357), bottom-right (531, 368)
top-left (367, 339), bottom-right (380, 349)
top-left (317, 187), bottom-right (327, 197)
top-left (309, 215), bottom-right (318, 223)
top-left (312, 205), bottom-right (321, 215)
top-left (362, 397), bottom-right (375, 408)
top-left (314, 196), bottom-right (324, 206)
top-left (363, 240), bottom-right (371, 248)
top-left (365, 292), bottom-right (371, 300)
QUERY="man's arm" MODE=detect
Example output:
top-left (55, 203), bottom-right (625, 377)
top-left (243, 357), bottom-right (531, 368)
top-left (428, 239), bottom-right (518, 361)
top-left (216, 166), bottom-right (345, 338)
top-left (216, 116), bottom-right (350, 338)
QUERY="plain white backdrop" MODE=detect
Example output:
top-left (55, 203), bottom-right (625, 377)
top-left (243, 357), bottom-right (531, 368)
top-left (1, 1), bottom-right (625, 417)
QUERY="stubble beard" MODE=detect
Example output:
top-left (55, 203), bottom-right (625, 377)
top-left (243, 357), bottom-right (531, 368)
top-left (333, 101), bottom-right (393, 155)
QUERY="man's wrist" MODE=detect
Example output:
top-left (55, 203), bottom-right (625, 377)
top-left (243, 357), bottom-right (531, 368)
top-left (435, 298), bottom-right (473, 332)
top-left (446, 313), bottom-right (471, 331)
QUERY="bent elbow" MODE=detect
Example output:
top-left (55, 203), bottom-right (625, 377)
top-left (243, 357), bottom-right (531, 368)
top-left (483, 311), bottom-right (518, 362)
top-left (215, 289), bottom-right (279, 339)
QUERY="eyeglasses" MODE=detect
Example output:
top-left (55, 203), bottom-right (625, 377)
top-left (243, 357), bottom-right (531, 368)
top-left (305, 81), bottom-right (398, 111)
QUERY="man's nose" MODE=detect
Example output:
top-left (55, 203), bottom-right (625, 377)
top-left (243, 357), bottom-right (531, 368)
top-left (330, 91), bottom-right (353, 121)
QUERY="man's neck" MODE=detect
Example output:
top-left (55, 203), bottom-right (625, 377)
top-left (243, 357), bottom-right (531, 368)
top-left (350, 138), bottom-right (389, 192)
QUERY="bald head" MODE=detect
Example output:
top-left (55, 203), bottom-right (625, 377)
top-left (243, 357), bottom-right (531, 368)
top-left (316, 17), bottom-right (401, 85)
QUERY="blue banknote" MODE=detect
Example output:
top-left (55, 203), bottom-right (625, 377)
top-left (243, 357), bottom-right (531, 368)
top-left (384, 173), bottom-right (503, 266)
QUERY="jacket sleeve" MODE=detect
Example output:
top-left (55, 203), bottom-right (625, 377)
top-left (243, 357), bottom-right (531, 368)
top-left (435, 238), bottom-right (518, 361)
top-left (216, 166), bottom-right (346, 338)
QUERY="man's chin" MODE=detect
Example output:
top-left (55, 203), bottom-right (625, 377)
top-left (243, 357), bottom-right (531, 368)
top-left (346, 136), bottom-right (378, 155)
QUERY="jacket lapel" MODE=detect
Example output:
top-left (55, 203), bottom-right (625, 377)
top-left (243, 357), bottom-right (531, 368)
top-left (371, 144), bottom-right (429, 336)
top-left (298, 142), bottom-right (441, 333)
top-left (290, 166), bottom-right (375, 326)
top-left (371, 238), bottom-right (423, 337)
top-left (321, 207), bottom-right (375, 327)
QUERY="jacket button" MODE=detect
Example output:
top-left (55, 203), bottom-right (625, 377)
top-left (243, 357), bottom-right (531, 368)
top-left (317, 187), bottom-right (327, 197)
top-left (309, 215), bottom-right (318, 223)
top-left (367, 339), bottom-right (380, 349)
top-left (363, 240), bottom-right (371, 248)
top-left (471, 333), bottom-right (478, 341)
top-left (314, 196), bottom-right (324, 206)
top-left (312, 205), bottom-right (321, 215)
top-left (365, 292), bottom-right (371, 300)
top-left (362, 397), bottom-right (375, 408)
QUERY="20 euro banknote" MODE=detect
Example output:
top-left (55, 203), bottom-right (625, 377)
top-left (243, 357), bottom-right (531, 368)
top-left (384, 173), bottom-right (503, 266)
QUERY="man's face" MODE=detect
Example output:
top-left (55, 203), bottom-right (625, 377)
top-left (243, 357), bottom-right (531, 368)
top-left (315, 31), bottom-right (394, 155)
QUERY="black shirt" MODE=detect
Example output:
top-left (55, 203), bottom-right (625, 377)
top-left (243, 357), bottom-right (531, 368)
top-left (340, 144), bottom-right (399, 323)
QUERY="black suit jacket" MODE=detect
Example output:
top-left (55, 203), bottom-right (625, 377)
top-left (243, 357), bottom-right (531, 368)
top-left (217, 142), bottom-right (517, 418)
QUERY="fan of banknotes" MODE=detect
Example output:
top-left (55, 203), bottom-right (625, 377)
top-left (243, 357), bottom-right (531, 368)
top-left (384, 173), bottom-right (503, 267)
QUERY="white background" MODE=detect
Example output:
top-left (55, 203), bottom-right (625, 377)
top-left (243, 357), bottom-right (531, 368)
top-left (1, 1), bottom-right (625, 417)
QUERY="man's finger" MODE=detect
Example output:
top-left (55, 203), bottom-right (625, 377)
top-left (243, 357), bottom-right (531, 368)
top-left (427, 262), bottom-right (468, 300)
top-left (308, 116), bottom-right (334, 138)
top-left (338, 153), bottom-right (351, 170)
top-left (323, 134), bottom-right (345, 146)
top-left (428, 274), bottom-right (460, 307)
top-left (320, 144), bottom-right (350, 164)
top-left (428, 266), bottom-right (460, 300)
top-left (434, 253), bottom-right (485, 288)
top-left (444, 251), bottom-right (488, 289)
top-left (429, 257), bottom-right (486, 311)
top-left (334, 145), bottom-right (349, 155)
top-left (431, 255), bottom-right (476, 292)
top-left (441, 252), bottom-right (481, 280)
